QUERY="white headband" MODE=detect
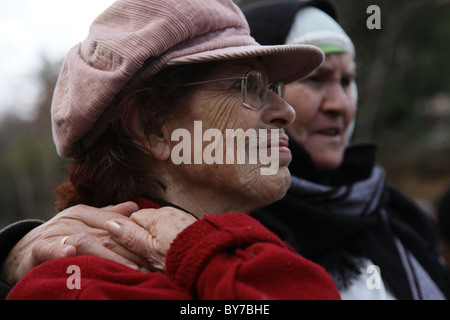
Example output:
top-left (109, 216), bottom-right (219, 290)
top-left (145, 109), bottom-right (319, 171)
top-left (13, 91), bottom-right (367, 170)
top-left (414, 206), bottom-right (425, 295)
top-left (285, 7), bottom-right (355, 57)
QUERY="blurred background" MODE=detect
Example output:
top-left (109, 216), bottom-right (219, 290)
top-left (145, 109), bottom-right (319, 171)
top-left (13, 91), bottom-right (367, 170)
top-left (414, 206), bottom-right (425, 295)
top-left (0, 0), bottom-right (449, 228)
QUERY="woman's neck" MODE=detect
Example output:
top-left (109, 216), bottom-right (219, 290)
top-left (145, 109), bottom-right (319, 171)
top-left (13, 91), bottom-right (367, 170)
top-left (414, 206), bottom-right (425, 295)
top-left (161, 181), bottom-right (254, 218)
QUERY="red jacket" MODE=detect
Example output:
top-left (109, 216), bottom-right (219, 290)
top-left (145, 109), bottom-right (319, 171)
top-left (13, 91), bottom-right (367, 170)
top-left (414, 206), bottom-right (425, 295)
top-left (7, 200), bottom-right (340, 300)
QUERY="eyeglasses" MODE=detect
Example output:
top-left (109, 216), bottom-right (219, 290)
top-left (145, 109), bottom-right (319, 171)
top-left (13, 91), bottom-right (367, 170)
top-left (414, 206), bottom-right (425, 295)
top-left (183, 70), bottom-right (285, 111)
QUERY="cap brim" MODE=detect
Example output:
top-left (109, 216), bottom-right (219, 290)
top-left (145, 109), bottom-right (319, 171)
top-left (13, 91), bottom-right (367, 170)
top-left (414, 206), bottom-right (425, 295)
top-left (168, 44), bottom-right (324, 84)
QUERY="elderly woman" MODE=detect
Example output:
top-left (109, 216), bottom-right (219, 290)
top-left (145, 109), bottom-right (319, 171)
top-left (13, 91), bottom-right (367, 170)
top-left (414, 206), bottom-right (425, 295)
top-left (5, 0), bottom-right (340, 300)
top-left (244, 0), bottom-right (450, 300)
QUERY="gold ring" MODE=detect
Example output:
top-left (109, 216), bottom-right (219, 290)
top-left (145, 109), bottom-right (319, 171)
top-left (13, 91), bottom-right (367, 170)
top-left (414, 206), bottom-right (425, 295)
top-left (60, 236), bottom-right (70, 245)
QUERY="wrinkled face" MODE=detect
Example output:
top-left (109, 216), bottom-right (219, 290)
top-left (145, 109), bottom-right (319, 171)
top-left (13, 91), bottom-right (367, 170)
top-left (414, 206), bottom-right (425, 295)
top-left (164, 58), bottom-right (295, 215)
top-left (284, 53), bottom-right (357, 171)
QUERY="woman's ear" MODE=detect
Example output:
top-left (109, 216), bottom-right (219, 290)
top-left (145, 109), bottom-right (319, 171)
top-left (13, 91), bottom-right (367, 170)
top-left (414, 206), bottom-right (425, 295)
top-left (126, 108), bottom-right (171, 161)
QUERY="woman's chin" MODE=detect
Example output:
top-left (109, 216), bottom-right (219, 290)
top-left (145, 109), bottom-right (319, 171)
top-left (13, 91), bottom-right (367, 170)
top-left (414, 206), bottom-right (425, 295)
top-left (311, 152), bottom-right (344, 172)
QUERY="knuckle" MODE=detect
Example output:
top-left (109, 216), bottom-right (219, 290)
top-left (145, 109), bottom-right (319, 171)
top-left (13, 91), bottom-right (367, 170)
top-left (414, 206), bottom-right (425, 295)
top-left (123, 230), bottom-right (142, 251)
top-left (59, 204), bottom-right (84, 219)
top-left (76, 234), bottom-right (95, 249)
top-left (101, 235), bottom-right (118, 249)
top-left (161, 207), bottom-right (180, 217)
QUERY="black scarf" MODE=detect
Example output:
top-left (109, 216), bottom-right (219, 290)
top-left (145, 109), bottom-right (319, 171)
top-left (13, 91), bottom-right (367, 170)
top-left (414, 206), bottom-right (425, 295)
top-left (251, 141), bottom-right (450, 299)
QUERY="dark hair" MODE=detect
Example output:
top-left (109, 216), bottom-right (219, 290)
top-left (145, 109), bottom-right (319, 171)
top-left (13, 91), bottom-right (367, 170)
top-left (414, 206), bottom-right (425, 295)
top-left (54, 63), bottom-right (209, 211)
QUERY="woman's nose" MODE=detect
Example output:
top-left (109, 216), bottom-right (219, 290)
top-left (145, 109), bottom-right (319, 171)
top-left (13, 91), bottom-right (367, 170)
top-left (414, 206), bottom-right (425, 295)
top-left (261, 91), bottom-right (296, 128)
top-left (321, 83), bottom-right (353, 115)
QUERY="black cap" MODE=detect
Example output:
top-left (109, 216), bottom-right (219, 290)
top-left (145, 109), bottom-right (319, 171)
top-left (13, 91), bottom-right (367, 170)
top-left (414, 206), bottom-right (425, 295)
top-left (243, 0), bottom-right (338, 45)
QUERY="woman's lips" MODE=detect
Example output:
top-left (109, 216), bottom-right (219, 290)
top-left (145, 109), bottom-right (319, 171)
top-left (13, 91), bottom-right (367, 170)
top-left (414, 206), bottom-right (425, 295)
top-left (278, 135), bottom-right (290, 154)
top-left (318, 129), bottom-right (340, 136)
top-left (265, 135), bottom-right (290, 154)
top-left (314, 126), bottom-right (345, 142)
top-left (316, 125), bottom-right (343, 135)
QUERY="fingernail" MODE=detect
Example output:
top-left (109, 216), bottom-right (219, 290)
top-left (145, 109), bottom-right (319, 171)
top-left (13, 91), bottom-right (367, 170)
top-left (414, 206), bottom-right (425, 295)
top-left (126, 264), bottom-right (139, 271)
top-left (105, 220), bottom-right (121, 237)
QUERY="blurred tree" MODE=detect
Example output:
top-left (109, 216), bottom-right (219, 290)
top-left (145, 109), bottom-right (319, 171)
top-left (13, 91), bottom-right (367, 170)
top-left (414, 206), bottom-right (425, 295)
top-left (0, 57), bottom-right (66, 227)
top-left (335, 0), bottom-right (450, 201)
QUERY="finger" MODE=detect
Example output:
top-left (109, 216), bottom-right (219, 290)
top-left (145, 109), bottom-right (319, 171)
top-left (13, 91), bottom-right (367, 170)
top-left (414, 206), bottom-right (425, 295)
top-left (105, 219), bottom-right (165, 272)
top-left (108, 201), bottom-right (140, 217)
top-left (105, 219), bottom-right (153, 257)
top-left (61, 204), bottom-right (134, 230)
top-left (78, 239), bottom-right (140, 271)
top-left (31, 239), bottom-right (77, 266)
top-left (68, 231), bottom-right (153, 271)
top-left (129, 208), bottom-right (161, 232)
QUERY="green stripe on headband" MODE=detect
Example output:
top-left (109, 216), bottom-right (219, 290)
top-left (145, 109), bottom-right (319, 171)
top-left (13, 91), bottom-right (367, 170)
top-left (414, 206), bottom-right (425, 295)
top-left (317, 44), bottom-right (348, 55)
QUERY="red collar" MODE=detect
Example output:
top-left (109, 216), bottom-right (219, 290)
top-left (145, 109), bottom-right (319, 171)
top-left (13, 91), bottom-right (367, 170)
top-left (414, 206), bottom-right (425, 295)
top-left (135, 197), bottom-right (162, 210)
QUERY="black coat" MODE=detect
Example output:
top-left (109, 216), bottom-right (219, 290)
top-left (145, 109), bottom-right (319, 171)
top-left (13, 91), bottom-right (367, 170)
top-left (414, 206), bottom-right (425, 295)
top-left (0, 219), bottom-right (43, 299)
top-left (252, 142), bottom-right (450, 300)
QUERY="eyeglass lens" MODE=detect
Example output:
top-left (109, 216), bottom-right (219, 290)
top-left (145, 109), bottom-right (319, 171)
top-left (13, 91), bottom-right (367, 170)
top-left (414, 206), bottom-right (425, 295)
top-left (244, 71), bottom-right (268, 110)
top-left (243, 71), bottom-right (285, 110)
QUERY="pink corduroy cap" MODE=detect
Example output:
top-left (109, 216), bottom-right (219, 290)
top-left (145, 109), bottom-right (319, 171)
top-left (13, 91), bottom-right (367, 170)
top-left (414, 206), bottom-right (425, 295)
top-left (52, 0), bottom-right (324, 159)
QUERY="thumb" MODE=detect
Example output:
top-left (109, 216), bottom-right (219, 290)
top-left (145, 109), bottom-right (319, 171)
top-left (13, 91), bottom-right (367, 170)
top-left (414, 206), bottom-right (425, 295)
top-left (108, 201), bottom-right (140, 217)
